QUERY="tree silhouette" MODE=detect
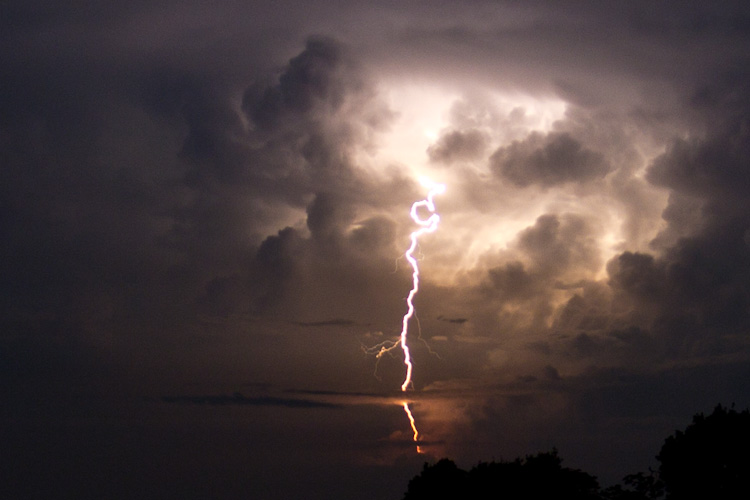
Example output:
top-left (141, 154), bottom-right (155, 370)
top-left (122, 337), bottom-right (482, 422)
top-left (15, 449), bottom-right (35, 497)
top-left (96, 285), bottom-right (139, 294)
top-left (401, 404), bottom-right (750, 500)
top-left (403, 450), bottom-right (600, 500)
top-left (601, 471), bottom-right (664, 500)
top-left (657, 404), bottom-right (750, 499)
top-left (402, 458), bottom-right (468, 499)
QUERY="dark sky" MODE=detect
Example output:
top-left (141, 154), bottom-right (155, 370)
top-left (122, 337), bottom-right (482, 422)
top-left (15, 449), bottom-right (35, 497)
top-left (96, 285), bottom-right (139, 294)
top-left (3, 1), bottom-right (750, 498)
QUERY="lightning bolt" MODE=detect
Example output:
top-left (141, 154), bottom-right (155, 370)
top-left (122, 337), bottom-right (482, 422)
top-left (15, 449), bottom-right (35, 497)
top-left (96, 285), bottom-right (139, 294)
top-left (402, 401), bottom-right (422, 454)
top-left (399, 180), bottom-right (445, 392)
top-left (365, 179), bottom-right (445, 453)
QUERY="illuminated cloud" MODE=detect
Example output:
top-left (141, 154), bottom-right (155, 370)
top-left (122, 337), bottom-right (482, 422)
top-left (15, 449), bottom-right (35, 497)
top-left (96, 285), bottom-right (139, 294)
top-left (427, 129), bottom-right (489, 164)
top-left (490, 131), bottom-right (612, 187)
top-left (3, 1), bottom-right (750, 498)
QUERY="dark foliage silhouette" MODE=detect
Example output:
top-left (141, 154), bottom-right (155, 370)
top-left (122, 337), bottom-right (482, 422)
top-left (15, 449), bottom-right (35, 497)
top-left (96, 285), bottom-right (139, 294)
top-left (601, 471), bottom-right (664, 500)
top-left (402, 404), bottom-right (750, 500)
top-left (657, 404), bottom-right (750, 499)
top-left (402, 458), bottom-right (468, 499)
top-left (403, 449), bottom-right (600, 500)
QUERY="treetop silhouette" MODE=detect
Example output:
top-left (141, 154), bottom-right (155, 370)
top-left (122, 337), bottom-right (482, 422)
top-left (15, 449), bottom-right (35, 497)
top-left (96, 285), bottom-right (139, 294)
top-left (402, 404), bottom-right (750, 500)
top-left (403, 449), bottom-right (600, 500)
top-left (657, 404), bottom-right (750, 499)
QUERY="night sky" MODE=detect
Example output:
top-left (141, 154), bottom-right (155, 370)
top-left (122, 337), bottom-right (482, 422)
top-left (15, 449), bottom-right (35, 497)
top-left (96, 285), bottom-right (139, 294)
top-left (3, 1), bottom-right (750, 499)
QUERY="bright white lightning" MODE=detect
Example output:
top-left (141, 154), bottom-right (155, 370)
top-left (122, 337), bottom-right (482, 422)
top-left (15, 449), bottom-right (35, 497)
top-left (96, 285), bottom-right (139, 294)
top-left (364, 180), bottom-right (445, 453)
top-left (399, 180), bottom-right (445, 392)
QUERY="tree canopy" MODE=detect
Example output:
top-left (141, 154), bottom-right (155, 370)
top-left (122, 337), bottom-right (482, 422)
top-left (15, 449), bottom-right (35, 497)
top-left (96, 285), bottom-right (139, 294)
top-left (657, 405), bottom-right (750, 499)
top-left (402, 404), bottom-right (750, 500)
top-left (403, 450), bottom-right (600, 500)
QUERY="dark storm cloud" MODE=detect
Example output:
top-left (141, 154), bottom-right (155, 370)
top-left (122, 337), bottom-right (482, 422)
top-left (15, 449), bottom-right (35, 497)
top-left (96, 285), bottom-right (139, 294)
top-left (0, 28), bottom-right (400, 344)
top-left (485, 261), bottom-right (538, 301)
top-left (247, 36), bottom-right (357, 127)
top-left (437, 316), bottom-right (468, 325)
top-left (234, 39), bottom-right (428, 323)
top-left (240, 36), bottom-right (395, 198)
top-left (162, 392), bottom-right (342, 408)
top-left (0, 21), bottom-right (423, 496)
top-left (427, 129), bottom-right (488, 164)
top-left (482, 213), bottom-right (602, 304)
top-left (517, 213), bottom-right (601, 275)
top-left (5, 1), bottom-right (750, 498)
top-left (490, 131), bottom-right (612, 187)
top-left (646, 74), bottom-right (750, 233)
top-left (306, 191), bottom-right (357, 239)
top-left (606, 243), bottom-right (750, 358)
top-left (552, 282), bottom-right (613, 336)
top-left (647, 125), bottom-right (750, 202)
top-left (592, 76), bottom-right (750, 362)
top-left (425, 37), bottom-right (750, 475)
top-left (294, 319), bottom-right (358, 327)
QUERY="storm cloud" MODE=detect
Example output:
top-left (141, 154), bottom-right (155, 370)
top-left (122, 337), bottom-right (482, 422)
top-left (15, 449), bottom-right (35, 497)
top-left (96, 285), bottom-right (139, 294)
top-left (3, 1), bottom-right (750, 499)
top-left (490, 131), bottom-right (612, 187)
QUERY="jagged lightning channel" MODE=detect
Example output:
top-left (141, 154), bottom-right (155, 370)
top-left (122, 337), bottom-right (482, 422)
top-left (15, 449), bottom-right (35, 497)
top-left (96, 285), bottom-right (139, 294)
top-left (361, 181), bottom-right (444, 452)
top-left (398, 181), bottom-right (444, 453)
top-left (399, 181), bottom-right (445, 392)
top-left (402, 401), bottom-right (422, 454)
